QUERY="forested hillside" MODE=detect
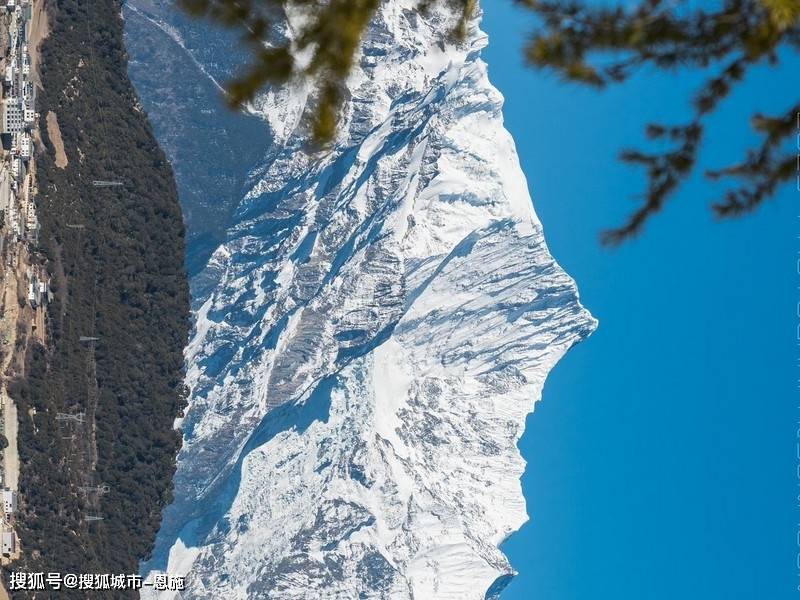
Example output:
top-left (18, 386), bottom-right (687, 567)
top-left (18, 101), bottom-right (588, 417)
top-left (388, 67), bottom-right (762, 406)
top-left (3, 0), bottom-right (190, 596)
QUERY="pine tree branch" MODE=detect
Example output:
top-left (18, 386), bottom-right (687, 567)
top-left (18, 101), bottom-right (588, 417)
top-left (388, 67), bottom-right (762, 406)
top-left (516, 0), bottom-right (797, 243)
top-left (709, 103), bottom-right (799, 216)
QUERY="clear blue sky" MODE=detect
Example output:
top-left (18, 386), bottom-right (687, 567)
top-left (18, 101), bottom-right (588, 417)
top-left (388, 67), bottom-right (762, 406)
top-left (481, 3), bottom-right (798, 599)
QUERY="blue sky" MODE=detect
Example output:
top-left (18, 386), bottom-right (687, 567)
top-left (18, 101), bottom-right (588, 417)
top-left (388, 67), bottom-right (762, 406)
top-left (481, 3), bottom-right (798, 599)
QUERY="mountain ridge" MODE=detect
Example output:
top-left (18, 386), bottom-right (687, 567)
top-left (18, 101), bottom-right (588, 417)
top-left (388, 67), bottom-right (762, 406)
top-left (126, 1), bottom-right (596, 598)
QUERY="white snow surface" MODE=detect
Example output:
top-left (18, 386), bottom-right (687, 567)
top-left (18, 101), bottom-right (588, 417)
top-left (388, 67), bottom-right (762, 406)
top-left (139, 1), bottom-right (596, 598)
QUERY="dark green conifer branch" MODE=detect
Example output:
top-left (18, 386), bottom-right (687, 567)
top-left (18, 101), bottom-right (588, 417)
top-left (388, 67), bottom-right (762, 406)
top-left (519, 0), bottom-right (799, 242)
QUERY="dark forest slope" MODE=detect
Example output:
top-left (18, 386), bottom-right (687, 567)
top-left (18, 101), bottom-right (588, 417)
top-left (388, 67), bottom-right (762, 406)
top-left (4, 0), bottom-right (190, 596)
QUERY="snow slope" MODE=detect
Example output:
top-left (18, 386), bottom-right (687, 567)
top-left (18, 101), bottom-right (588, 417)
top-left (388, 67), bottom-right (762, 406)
top-left (129, 1), bottom-right (597, 598)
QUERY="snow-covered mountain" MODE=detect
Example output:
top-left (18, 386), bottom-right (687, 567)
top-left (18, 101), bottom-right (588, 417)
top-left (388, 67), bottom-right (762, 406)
top-left (126, 1), bottom-right (596, 598)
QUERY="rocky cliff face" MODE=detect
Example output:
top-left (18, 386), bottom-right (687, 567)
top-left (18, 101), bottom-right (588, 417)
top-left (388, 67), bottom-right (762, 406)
top-left (126, 2), bottom-right (596, 598)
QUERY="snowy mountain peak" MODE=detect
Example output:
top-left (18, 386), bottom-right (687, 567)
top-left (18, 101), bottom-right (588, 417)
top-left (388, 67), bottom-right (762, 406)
top-left (130, 2), bottom-right (596, 598)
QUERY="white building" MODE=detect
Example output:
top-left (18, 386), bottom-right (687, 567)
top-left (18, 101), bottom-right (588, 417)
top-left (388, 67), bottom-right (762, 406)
top-left (2, 489), bottom-right (17, 518)
top-left (2, 531), bottom-right (16, 555)
top-left (18, 132), bottom-right (31, 159)
top-left (25, 201), bottom-right (36, 234)
top-left (2, 98), bottom-right (24, 133)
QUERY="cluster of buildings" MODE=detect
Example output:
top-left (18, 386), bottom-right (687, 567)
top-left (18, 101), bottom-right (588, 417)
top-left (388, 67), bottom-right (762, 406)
top-left (1, 0), bottom-right (37, 242)
top-left (0, 0), bottom-right (47, 311)
top-left (0, 0), bottom-right (38, 559)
